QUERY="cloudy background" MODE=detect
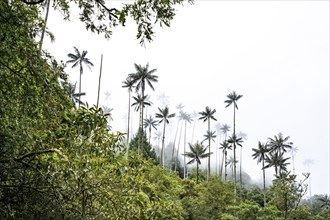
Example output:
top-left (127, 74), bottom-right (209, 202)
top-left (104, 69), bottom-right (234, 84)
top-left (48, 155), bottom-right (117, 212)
top-left (44, 1), bottom-right (329, 195)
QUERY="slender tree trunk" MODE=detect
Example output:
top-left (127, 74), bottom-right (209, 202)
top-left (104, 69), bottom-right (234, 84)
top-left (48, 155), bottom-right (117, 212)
top-left (184, 121), bottom-right (187, 178)
top-left (191, 119), bottom-right (196, 144)
top-left (39, 0), bottom-right (50, 51)
top-left (207, 119), bottom-right (211, 180)
top-left (175, 122), bottom-right (183, 172)
top-left (78, 66), bottom-right (82, 108)
top-left (240, 146), bottom-right (242, 199)
top-left (262, 158), bottom-right (266, 207)
top-left (220, 150), bottom-right (225, 180)
top-left (138, 90), bottom-right (145, 154)
top-left (161, 122), bottom-right (166, 167)
top-left (126, 90), bottom-right (131, 158)
top-left (197, 162), bottom-right (199, 184)
top-left (292, 155), bottom-right (295, 175)
top-left (233, 105), bottom-right (237, 203)
top-left (224, 150), bottom-right (228, 181)
top-left (96, 54), bottom-right (103, 108)
top-left (172, 120), bottom-right (180, 171)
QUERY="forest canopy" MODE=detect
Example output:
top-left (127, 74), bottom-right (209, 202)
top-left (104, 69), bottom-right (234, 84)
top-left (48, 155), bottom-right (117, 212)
top-left (0, 0), bottom-right (328, 219)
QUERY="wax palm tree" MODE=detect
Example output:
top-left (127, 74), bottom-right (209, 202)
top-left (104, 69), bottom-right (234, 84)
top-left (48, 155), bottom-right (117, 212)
top-left (173, 111), bottom-right (185, 172)
top-left (102, 105), bottom-right (113, 130)
top-left (131, 95), bottom-right (151, 112)
top-left (219, 140), bottom-right (232, 181)
top-left (122, 77), bottom-right (135, 145)
top-left (268, 133), bottom-right (293, 155)
top-left (264, 151), bottom-right (290, 177)
top-left (132, 94), bottom-right (151, 154)
top-left (144, 115), bottom-right (158, 143)
top-left (237, 131), bottom-right (247, 194)
top-left (227, 134), bottom-right (243, 184)
top-left (220, 123), bottom-right (231, 140)
top-left (66, 82), bottom-right (85, 107)
top-left (39, 0), bottom-right (51, 51)
top-left (199, 106), bottom-right (217, 180)
top-left (225, 91), bottom-right (243, 201)
top-left (303, 158), bottom-right (314, 198)
top-left (318, 194), bottom-right (330, 209)
top-left (202, 130), bottom-right (217, 144)
top-left (171, 104), bottom-right (185, 170)
top-left (181, 112), bottom-right (192, 178)
top-left (129, 63), bottom-right (158, 132)
top-left (155, 106), bottom-right (175, 167)
top-left (183, 141), bottom-right (212, 184)
top-left (290, 146), bottom-right (298, 175)
top-left (157, 92), bottom-right (170, 108)
top-left (227, 156), bottom-right (238, 180)
top-left (190, 111), bottom-right (199, 144)
top-left (153, 130), bottom-right (163, 155)
top-left (214, 122), bottom-right (222, 175)
top-left (67, 47), bottom-right (94, 107)
top-left (252, 141), bottom-right (270, 207)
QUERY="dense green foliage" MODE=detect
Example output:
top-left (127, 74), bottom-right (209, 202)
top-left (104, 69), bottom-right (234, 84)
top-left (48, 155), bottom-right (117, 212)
top-left (0, 1), bottom-right (328, 219)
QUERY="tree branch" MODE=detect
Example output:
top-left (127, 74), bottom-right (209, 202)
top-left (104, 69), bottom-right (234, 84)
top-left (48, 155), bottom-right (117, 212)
top-left (14, 149), bottom-right (56, 161)
top-left (21, 0), bottom-right (45, 5)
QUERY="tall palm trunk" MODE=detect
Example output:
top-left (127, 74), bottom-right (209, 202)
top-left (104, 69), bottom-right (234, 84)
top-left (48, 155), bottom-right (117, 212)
top-left (172, 120), bottom-right (180, 170)
top-left (138, 90), bottom-right (145, 154)
top-left (78, 65), bottom-right (83, 108)
top-left (126, 89), bottom-right (131, 158)
top-left (161, 122), bottom-right (166, 167)
top-left (207, 119), bottom-right (211, 180)
top-left (191, 118), bottom-right (196, 144)
top-left (196, 160), bottom-right (199, 184)
top-left (239, 146), bottom-right (243, 199)
top-left (292, 155), bottom-right (295, 175)
top-left (262, 157), bottom-right (266, 207)
top-left (39, 0), bottom-right (50, 51)
top-left (183, 120), bottom-right (187, 178)
top-left (224, 150), bottom-right (228, 181)
top-left (233, 105), bottom-right (237, 203)
top-left (96, 54), bottom-right (103, 108)
top-left (175, 122), bottom-right (183, 172)
top-left (220, 150), bottom-right (225, 180)
top-left (148, 125), bottom-right (152, 143)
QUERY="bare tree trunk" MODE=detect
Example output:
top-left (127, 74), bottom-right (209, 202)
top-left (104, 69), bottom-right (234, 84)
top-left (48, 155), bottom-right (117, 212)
top-left (96, 54), bottom-right (103, 108)
top-left (39, 0), bottom-right (50, 51)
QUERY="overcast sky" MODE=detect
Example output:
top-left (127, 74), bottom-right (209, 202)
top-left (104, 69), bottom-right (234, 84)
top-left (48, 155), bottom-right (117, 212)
top-left (44, 1), bottom-right (329, 195)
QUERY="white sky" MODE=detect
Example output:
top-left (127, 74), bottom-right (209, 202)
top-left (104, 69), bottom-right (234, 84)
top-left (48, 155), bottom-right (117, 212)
top-left (44, 1), bottom-right (329, 195)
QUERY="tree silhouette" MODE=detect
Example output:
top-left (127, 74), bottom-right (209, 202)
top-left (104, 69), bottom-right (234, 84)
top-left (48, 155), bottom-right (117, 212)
top-left (155, 106), bottom-right (175, 167)
top-left (290, 146), bottom-right (298, 175)
top-left (225, 91), bottom-right (242, 202)
top-left (318, 194), bottom-right (330, 209)
top-left (183, 141), bottom-right (212, 184)
top-left (252, 141), bottom-right (270, 207)
top-left (265, 151), bottom-right (290, 177)
top-left (122, 77), bottom-right (135, 147)
top-left (129, 63), bottom-right (158, 133)
top-left (219, 140), bottom-right (232, 181)
top-left (132, 94), bottom-right (151, 154)
top-left (199, 106), bottom-right (217, 180)
top-left (144, 115), bottom-right (158, 143)
top-left (227, 134), bottom-right (243, 184)
top-left (268, 133), bottom-right (293, 156)
top-left (237, 131), bottom-right (247, 196)
top-left (67, 47), bottom-right (93, 107)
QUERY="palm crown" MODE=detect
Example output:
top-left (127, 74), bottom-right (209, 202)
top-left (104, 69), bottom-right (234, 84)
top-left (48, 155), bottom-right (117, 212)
top-left (66, 46), bottom-right (93, 107)
top-left (199, 106), bottom-right (217, 122)
top-left (225, 91), bottom-right (243, 109)
top-left (128, 63), bottom-right (158, 94)
top-left (183, 141), bottom-right (212, 183)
